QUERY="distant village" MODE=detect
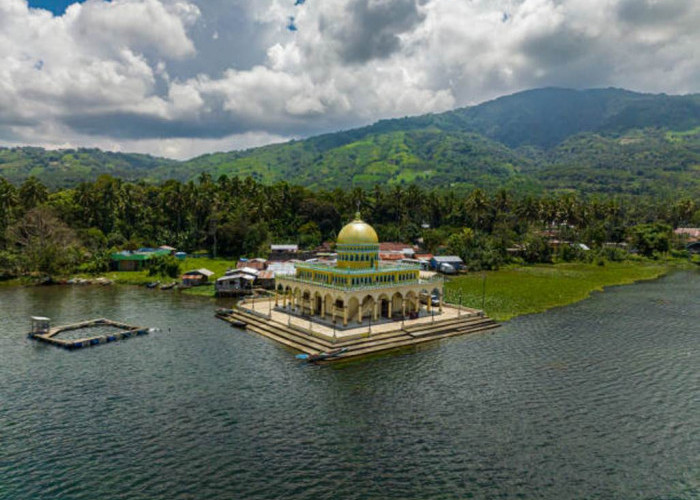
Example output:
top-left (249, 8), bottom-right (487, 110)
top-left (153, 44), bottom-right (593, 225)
top-left (106, 224), bottom-right (700, 296)
top-left (109, 241), bottom-right (467, 296)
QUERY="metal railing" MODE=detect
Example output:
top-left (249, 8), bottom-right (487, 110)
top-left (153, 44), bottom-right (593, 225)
top-left (276, 274), bottom-right (443, 292)
top-left (294, 261), bottom-right (422, 274)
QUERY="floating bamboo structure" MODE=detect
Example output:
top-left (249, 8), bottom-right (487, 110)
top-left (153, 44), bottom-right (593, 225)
top-left (28, 317), bottom-right (149, 350)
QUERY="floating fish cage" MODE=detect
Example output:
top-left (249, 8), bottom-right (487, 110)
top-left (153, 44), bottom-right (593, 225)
top-left (28, 317), bottom-right (150, 350)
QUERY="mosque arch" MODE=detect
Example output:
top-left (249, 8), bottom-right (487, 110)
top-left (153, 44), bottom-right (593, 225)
top-left (405, 291), bottom-right (418, 313)
top-left (391, 292), bottom-right (403, 316)
top-left (313, 291), bottom-right (323, 315)
top-left (348, 296), bottom-right (360, 322)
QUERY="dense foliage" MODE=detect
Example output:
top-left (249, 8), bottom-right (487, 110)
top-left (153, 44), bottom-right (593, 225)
top-left (1, 173), bottom-right (696, 278)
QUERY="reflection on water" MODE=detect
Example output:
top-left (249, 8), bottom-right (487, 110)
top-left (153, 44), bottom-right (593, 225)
top-left (1, 271), bottom-right (699, 499)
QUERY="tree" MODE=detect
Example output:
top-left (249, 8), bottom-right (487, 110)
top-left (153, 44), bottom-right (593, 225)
top-left (148, 255), bottom-right (181, 278)
top-left (18, 176), bottom-right (48, 211)
top-left (7, 207), bottom-right (79, 275)
top-left (629, 223), bottom-right (672, 257)
top-left (298, 221), bottom-right (322, 249)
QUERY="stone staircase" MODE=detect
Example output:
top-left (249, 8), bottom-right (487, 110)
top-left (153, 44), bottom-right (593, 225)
top-left (218, 307), bottom-right (500, 362)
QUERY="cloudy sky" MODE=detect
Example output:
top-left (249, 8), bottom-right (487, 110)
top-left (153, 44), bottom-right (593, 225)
top-left (1, 0), bottom-right (699, 159)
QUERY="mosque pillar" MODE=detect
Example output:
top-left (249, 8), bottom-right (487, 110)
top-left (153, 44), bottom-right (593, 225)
top-left (402, 299), bottom-right (406, 317)
top-left (358, 306), bottom-right (363, 324)
top-left (343, 307), bottom-right (348, 327)
top-left (321, 300), bottom-right (325, 318)
top-left (274, 292), bottom-right (279, 307)
top-left (427, 299), bottom-right (431, 313)
top-left (373, 302), bottom-right (379, 321)
top-left (388, 301), bottom-right (392, 318)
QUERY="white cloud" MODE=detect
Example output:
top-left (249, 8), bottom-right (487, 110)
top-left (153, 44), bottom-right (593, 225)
top-left (0, 0), bottom-right (699, 159)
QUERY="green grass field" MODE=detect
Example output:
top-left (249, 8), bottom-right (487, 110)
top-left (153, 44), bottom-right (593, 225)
top-left (101, 257), bottom-right (237, 296)
top-left (444, 262), bottom-right (673, 322)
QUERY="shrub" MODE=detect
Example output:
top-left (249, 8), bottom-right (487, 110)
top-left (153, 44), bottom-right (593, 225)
top-left (148, 255), bottom-right (181, 278)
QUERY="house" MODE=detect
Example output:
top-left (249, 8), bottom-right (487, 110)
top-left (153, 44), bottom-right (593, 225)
top-left (270, 244), bottom-right (298, 253)
top-left (379, 252), bottom-right (404, 262)
top-left (379, 242), bottom-right (418, 254)
top-left (110, 249), bottom-right (170, 271)
top-left (237, 258), bottom-right (267, 271)
top-left (181, 268), bottom-right (214, 287)
top-left (256, 270), bottom-right (276, 289)
top-left (215, 273), bottom-right (255, 296)
top-left (430, 256), bottom-right (465, 272)
top-left (266, 261), bottom-right (296, 276)
top-left (234, 267), bottom-right (260, 278)
top-left (400, 258), bottom-right (431, 270)
top-left (674, 228), bottom-right (700, 242)
top-left (269, 244), bottom-right (299, 261)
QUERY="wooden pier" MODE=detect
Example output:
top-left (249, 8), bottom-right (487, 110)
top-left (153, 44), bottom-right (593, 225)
top-left (216, 302), bottom-right (499, 363)
top-left (28, 318), bottom-right (149, 350)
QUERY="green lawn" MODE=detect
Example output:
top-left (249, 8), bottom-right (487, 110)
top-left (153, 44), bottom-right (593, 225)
top-left (101, 257), bottom-right (237, 295)
top-left (444, 262), bottom-right (673, 322)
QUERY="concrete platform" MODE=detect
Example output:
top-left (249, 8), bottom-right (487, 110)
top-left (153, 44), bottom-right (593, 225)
top-left (216, 299), bottom-right (499, 362)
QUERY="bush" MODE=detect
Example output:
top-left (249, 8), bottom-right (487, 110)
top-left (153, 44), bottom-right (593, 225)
top-left (148, 255), bottom-right (181, 278)
top-left (77, 250), bottom-right (111, 274)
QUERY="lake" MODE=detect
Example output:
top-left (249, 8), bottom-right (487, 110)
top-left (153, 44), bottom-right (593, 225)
top-left (1, 271), bottom-right (698, 499)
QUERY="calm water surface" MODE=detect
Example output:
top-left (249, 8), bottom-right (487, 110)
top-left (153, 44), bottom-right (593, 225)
top-left (1, 272), bottom-right (698, 499)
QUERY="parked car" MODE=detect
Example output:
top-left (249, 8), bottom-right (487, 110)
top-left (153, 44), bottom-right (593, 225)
top-left (438, 263), bottom-right (456, 274)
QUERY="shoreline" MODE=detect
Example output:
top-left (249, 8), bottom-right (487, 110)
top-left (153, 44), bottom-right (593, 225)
top-left (444, 261), bottom-right (693, 322)
top-left (3, 261), bottom-right (694, 316)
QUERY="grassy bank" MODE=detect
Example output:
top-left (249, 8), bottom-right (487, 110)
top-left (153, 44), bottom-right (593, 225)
top-left (444, 262), bottom-right (676, 322)
top-left (91, 257), bottom-right (236, 296)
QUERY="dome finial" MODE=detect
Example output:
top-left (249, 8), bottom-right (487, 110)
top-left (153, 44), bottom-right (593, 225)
top-left (355, 200), bottom-right (361, 220)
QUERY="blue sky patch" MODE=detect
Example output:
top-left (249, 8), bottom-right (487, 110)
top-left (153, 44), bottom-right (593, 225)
top-left (28, 1), bottom-right (87, 15)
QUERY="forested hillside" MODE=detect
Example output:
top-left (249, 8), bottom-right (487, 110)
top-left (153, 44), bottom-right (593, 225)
top-left (2, 88), bottom-right (699, 196)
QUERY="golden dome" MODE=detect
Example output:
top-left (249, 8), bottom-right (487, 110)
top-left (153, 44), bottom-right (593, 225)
top-left (337, 212), bottom-right (379, 245)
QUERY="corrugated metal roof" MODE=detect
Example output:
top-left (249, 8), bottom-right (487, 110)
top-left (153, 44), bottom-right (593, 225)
top-left (218, 274), bottom-right (255, 281)
top-left (184, 268), bottom-right (214, 277)
top-left (236, 267), bottom-right (259, 276)
top-left (432, 256), bottom-right (463, 263)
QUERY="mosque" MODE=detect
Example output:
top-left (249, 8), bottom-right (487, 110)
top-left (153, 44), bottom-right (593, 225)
top-left (275, 212), bottom-right (443, 327)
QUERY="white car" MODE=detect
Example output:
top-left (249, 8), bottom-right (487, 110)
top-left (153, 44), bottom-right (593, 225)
top-left (438, 263), bottom-right (456, 274)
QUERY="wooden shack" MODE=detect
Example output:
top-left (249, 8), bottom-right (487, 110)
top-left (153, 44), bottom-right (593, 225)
top-left (181, 268), bottom-right (214, 287)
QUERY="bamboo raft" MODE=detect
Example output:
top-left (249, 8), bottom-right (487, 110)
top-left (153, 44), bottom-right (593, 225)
top-left (28, 317), bottom-right (149, 350)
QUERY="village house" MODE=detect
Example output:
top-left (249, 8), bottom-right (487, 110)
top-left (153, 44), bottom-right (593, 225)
top-left (181, 268), bottom-right (214, 287)
top-left (110, 248), bottom-right (171, 271)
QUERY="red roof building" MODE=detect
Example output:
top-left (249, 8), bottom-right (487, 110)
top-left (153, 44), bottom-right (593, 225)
top-left (414, 253), bottom-right (433, 261)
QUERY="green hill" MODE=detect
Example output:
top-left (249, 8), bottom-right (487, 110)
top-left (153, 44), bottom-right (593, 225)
top-left (0, 147), bottom-right (175, 187)
top-left (2, 87), bottom-right (700, 196)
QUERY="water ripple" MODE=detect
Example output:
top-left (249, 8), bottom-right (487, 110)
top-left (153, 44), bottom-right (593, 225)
top-left (1, 272), bottom-right (699, 499)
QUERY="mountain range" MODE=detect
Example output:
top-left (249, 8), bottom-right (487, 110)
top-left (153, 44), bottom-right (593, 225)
top-left (2, 87), bottom-right (699, 196)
